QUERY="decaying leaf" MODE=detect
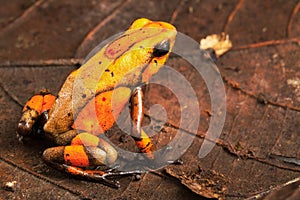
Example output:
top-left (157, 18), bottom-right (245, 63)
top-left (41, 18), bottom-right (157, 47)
top-left (200, 33), bottom-right (232, 57)
top-left (165, 165), bottom-right (228, 199)
top-left (247, 177), bottom-right (300, 199)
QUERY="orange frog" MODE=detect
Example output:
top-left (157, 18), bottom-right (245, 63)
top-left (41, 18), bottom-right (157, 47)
top-left (17, 18), bottom-right (176, 188)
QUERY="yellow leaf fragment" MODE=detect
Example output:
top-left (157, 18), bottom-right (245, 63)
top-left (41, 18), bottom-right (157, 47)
top-left (200, 33), bottom-right (232, 57)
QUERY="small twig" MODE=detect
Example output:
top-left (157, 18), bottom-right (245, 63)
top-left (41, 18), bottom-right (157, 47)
top-left (0, 81), bottom-right (23, 107)
top-left (0, 0), bottom-right (48, 37)
top-left (223, 76), bottom-right (300, 112)
top-left (223, 0), bottom-right (244, 33)
top-left (287, 1), bottom-right (300, 37)
top-left (220, 140), bottom-right (300, 172)
top-left (135, 173), bottom-right (147, 195)
top-left (0, 58), bottom-right (83, 68)
top-left (169, 0), bottom-right (185, 24)
top-left (75, 0), bottom-right (131, 56)
top-left (232, 37), bottom-right (300, 51)
top-left (149, 178), bottom-right (164, 200)
top-left (269, 154), bottom-right (300, 166)
top-left (244, 177), bottom-right (300, 200)
top-left (251, 156), bottom-right (300, 172)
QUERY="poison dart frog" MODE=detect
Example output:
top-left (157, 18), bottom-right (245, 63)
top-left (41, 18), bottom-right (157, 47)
top-left (17, 18), bottom-right (176, 188)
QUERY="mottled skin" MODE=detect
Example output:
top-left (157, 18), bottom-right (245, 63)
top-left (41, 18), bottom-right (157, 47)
top-left (17, 18), bottom-right (176, 188)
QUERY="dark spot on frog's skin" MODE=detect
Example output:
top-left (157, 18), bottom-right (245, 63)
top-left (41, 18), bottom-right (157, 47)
top-left (74, 63), bottom-right (81, 69)
top-left (82, 94), bottom-right (86, 99)
top-left (111, 72), bottom-right (114, 77)
top-left (139, 46), bottom-right (144, 49)
top-left (154, 60), bottom-right (158, 64)
top-left (67, 113), bottom-right (71, 117)
top-left (66, 153), bottom-right (70, 157)
top-left (99, 61), bottom-right (102, 64)
top-left (105, 69), bottom-right (110, 72)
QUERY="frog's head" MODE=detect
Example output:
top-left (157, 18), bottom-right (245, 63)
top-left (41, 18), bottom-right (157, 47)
top-left (129, 18), bottom-right (177, 82)
top-left (101, 18), bottom-right (177, 85)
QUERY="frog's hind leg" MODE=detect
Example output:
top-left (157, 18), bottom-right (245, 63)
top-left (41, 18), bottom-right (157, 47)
top-left (42, 145), bottom-right (121, 188)
top-left (17, 89), bottom-right (56, 139)
top-left (42, 132), bottom-right (142, 188)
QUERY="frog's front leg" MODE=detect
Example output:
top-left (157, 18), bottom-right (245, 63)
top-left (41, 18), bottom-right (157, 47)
top-left (130, 87), bottom-right (156, 159)
top-left (17, 89), bottom-right (56, 139)
top-left (42, 132), bottom-right (143, 188)
top-left (130, 87), bottom-right (184, 166)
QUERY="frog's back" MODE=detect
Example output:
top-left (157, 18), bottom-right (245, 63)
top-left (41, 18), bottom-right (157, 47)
top-left (44, 18), bottom-right (177, 136)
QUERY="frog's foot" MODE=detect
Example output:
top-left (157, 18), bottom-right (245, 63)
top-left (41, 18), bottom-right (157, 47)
top-left (44, 158), bottom-right (143, 188)
top-left (17, 89), bottom-right (55, 139)
top-left (62, 164), bottom-right (144, 188)
top-left (63, 164), bottom-right (121, 188)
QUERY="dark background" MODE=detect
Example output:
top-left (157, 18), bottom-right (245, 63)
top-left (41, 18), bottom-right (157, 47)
top-left (0, 0), bottom-right (300, 199)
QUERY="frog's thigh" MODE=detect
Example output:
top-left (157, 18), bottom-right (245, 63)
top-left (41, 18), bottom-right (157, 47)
top-left (71, 132), bottom-right (117, 165)
top-left (43, 132), bottom-right (117, 168)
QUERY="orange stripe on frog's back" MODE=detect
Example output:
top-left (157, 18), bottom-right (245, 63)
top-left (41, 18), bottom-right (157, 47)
top-left (73, 87), bottom-right (131, 134)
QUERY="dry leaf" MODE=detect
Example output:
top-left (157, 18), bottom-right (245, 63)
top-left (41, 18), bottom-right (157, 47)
top-left (200, 33), bottom-right (232, 57)
top-left (165, 166), bottom-right (228, 199)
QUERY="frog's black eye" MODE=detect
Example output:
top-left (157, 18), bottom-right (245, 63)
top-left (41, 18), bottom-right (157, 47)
top-left (152, 40), bottom-right (170, 57)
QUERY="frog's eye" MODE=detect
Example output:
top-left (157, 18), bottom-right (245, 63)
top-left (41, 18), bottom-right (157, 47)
top-left (152, 40), bottom-right (170, 57)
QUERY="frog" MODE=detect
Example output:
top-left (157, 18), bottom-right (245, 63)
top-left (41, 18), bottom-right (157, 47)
top-left (16, 18), bottom-right (177, 188)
